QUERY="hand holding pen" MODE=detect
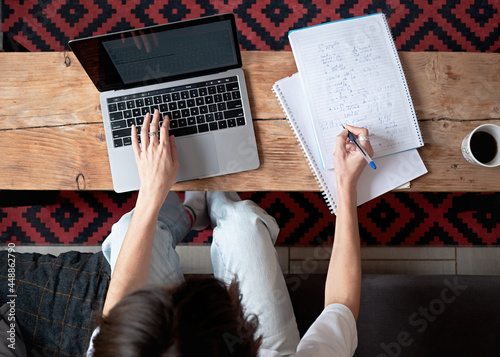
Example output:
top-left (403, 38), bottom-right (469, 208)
top-left (334, 125), bottom-right (375, 190)
top-left (341, 124), bottom-right (376, 169)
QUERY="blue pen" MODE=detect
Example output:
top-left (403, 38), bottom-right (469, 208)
top-left (341, 124), bottom-right (377, 169)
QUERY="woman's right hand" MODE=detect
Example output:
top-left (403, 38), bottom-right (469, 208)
top-left (334, 125), bottom-right (374, 193)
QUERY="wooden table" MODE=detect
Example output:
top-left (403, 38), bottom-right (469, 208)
top-left (0, 52), bottom-right (499, 192)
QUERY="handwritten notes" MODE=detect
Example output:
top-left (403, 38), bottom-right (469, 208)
top-left (289, 13), bottom-right (423, 170)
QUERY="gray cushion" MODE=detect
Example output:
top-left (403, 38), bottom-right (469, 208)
top-left (285, 274), bottom-right (500, 357)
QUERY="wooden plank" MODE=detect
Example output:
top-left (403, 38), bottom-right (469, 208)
top-left (0, 119), bottom-right (499, 192)
top-left (412, 119), bottom-right (500, 192)
top-left (0, 52), bottom-right (101, 129)
top-left (0, 120), bottom-right (307, 191)
top-left (248, 51), bottom-right (500, 120)
top-left (0, 52), bottom-right (499, 129)
top-left (0, 124), bottom-right (111, 191)
top-left (400, 52), bottom-right (500, 120)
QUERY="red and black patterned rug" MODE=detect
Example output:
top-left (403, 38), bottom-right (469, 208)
top-left (1, 0), bottom-right (499, 246)
top-left (1, 191), bottom-right (499, 246)
top-left (2, 0), bottom-right (500, 52)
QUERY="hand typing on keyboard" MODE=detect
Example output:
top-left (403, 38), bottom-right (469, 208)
top-left (131, 110), bottom-right (179, 209)
top-left (108, 76), bottom-right (246, 149)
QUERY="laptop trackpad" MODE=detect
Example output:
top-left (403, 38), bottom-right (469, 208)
top-left (175, 134), bottom-right (220, 181)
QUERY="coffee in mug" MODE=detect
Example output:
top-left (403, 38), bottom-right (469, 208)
top-left (461, 124), bottom-right (500, 167)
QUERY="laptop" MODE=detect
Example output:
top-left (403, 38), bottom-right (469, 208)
top-left (69, 13), bottom-right (259, 193)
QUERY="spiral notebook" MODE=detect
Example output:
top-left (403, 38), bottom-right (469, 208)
top-left (273, 74), bottom-right (427, 214)
top-left (289, 13), bottom-right (423, 170)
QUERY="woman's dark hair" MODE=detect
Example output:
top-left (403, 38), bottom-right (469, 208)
top-left (93, 276), bottom-right (262, 357)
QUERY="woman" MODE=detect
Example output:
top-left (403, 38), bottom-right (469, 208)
top-left (87, 109), bottom-right (373, 357)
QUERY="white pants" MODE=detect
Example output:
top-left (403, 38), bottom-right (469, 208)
top-left (102, 191), bottom-right (300, 355)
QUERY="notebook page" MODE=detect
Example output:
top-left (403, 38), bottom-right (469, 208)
top-left (289, 13), bottom-right (422, 170)
top-left (273, 73), bottom-right (427, 214)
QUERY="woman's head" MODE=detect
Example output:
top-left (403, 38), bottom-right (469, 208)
top-left (93, 276), bottom-right (261, 357)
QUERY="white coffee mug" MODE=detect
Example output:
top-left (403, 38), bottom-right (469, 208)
top-left (461, 124), bottom-right (500, 167)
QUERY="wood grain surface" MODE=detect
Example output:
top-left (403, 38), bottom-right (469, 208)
top-left (0, 52), bottom-right (499, 191)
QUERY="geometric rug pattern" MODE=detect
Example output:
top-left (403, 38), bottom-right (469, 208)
top-left (2, 0), bottom-right (500, 52)
top-left (1, 191), bottom-right (499, 246)
top-left (2, 0), bottom-right (499, 246)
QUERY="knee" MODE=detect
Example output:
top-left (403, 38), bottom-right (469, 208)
top-left (223, 199), bottom-right (269, 222)
top-left (220, 199), bottom-right (280, 240)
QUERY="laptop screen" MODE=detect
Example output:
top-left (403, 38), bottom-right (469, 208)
top-left (69, 14), bottom-right (242, 92)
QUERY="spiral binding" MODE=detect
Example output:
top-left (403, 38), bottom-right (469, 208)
top-left (380, 13), bottom-right (425, 146)
top-left (272, 83), bottom-right (337, 214)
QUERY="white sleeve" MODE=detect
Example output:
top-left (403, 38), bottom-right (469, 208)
top-left (293, 304), bottom-right (358, 357)
top-left (86, 327), bottom-right (100, 357)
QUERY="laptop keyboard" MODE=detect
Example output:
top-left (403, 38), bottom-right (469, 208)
top-left (106, 76), bottom-right (246, 148)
